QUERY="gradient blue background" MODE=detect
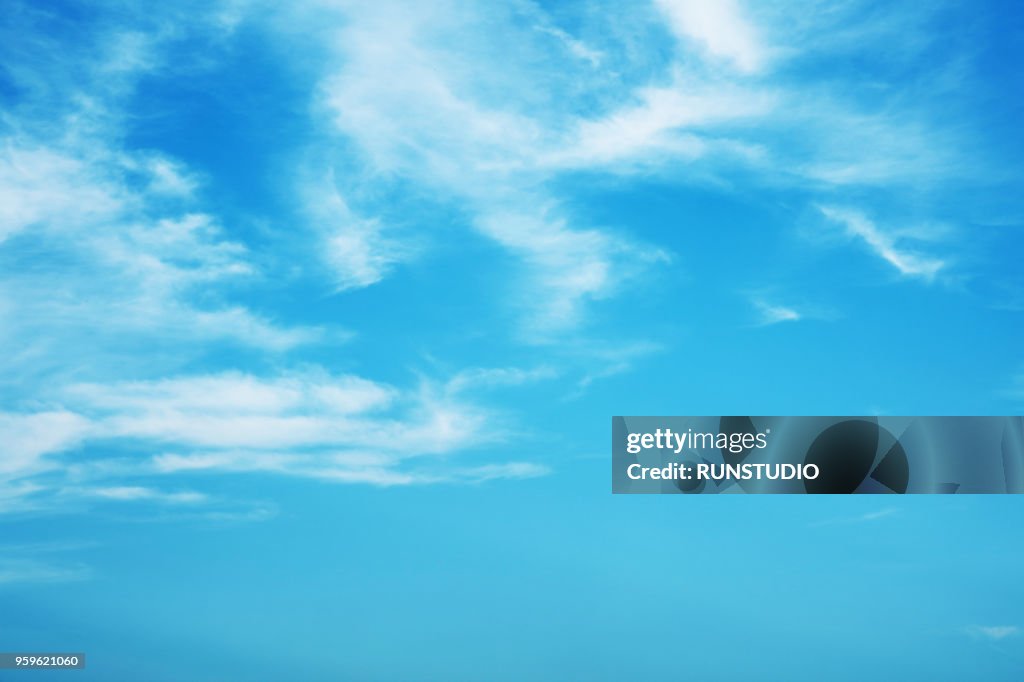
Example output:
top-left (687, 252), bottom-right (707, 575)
top-left (1, 1), bottom-right (1023, 679)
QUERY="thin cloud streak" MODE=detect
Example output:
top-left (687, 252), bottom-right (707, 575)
top-left (819, 206), bottom-right (947, 280)
top-left (967, 625), bottom-right (1020, 641)
top-left (752, 299), bottom-right (801, 325)
top-left (809, 507), bottom-right (900, 528)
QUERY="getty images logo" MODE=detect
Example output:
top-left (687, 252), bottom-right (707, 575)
top-left (625, 427), bottom-right (769, 455)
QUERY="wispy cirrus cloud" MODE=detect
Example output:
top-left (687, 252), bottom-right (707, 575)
top-left (859, 508), bottom-right (900, 521)
top-left (303, 172), bottom-right (413, 292)
top-left (966, 625), bottom-right (1020, 641)
top-left (0, 542), bottom-right (94, 585)
top-left (0, 367), bottom-right (552, 515)
top-left (751, 299), bottom-right (801, 325)
top-left (546, 82), bottom-right (774, 171)
top-left (810, 507), bottom-right (900, 528)
top-left (534, 24), bottom-right (604, 68)
top-left (818, 206), bottom-right (948, 280)
top-left (0, 558), bottom-right (92, 585)
top-left (279, 0), bottom-right (988, 337)
top-left (0, 30), bottom-right (326, 387)
top-left (746, 291), bottom-right (839, 327)
top-left (78, 486), bottom-right (209, 505)
top-left (305, 0), bottom-right (679, 336)
top-left (654, 0), bottom-right (768, 73)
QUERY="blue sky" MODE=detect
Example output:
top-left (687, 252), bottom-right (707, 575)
top-left (1, 0), bottom-right (1023, 679)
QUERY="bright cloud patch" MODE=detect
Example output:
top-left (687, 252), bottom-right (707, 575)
top-left (0, 371), bottom-right (549, 513)
top-left (819, 206), bottom-right (947, 280)
top-left (751, 299), bottom-right (801, 325)
top-left (654, 0), bottom-right (767, 73)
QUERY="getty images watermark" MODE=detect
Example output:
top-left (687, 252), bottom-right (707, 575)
top-left (623, 426), bottom-right (818, 483)
top-left (613, 416), bottom-right (1024, 494)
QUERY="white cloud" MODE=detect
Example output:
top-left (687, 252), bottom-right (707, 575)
top-left (752, 299), bottom-right (801, 325)
top-left (63, 372), bottom-right (479, 454)
top-left (810, 506), bottom-right (900, 527)
top-left (794, 104), bottom-right (962, 188)
top-left (0, 539), bottom-right (94, 584)
top-left (300, 0), bottom-right (974, 333)
top-left (819, 206), bottom-right (946, 280)
top-left (81, 486), bottom-right (208, 505)
top-left (0, 411), bottom-right (92, 477)
top-left (317, 5), bottom-right (542, 183)
top-left (0, 558), bottom-right (91, 585)
top-left (152, 450), bottom-right (294, 475)
top-left (312, 1), bottom-right (672, 335)
top-left (475, 208), bottom-right (671, 335)
top-left (280, 0), bottom-right (980, 334)
top-left (136, 154), bottom-right (199, 197)
top-left (534, 25), bottom-right (603, 67)
top-left (0, 145), bottom-right (126, 243)
top-left (0, 369), bottom-right (551, 511)
top-left (326, 227), bottom-right (396, 290)
top-left (568, 340), bottom-right (664, 398)
top-left (305, 176), bottom-right (410, 291)
top-left (157, 453), bottom-right (551, 487)
top-left (968, 625), bottom-right (1020, 641)
top-left (654, 0), bottom-right (767, 73)
top-left (448, 462), bottom-right (551, 483)
top-left (548, 83), bottom-right (774, 169)
top-left (0, 142), bottom-right (324, 364)
top-left (67, 372), bottom-right (394, 416)
top-left (445, 366), bottom-right (557, 394)
top-left (859, 507), bottom-right (899, 521)
top-left (0, 12), bottom-right (329, 387)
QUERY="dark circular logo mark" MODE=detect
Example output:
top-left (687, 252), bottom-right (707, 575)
top-left (803, 420), bottom-right (908, 494)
